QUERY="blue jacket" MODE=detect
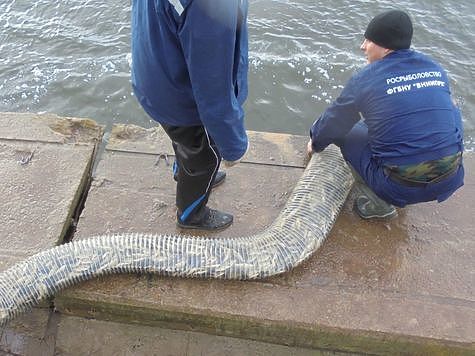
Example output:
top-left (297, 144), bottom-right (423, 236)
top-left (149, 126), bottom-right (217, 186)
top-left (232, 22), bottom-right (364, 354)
top-left (131, 0), bottom-right (249, 161)
top-left (310, 50), bottom-right (463, 165)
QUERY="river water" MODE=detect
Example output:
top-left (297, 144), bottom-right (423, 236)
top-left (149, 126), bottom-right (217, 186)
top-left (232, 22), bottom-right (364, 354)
top-left (0, 0), bottom-right (474, 149)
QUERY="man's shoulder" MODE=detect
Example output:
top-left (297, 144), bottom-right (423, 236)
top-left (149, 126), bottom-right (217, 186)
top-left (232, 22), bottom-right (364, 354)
top-left (358, 50), bottom-right (437, 75)
top-left (391, 49), bottom-right (442, 68)
top-left (349, 63), bottom-right (381, 84)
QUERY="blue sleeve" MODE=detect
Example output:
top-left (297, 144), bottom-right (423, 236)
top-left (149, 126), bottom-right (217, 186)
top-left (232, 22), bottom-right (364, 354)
top-left (309, 77), bottom-right (361, 152)
top-left (179, 0), bottom-right (248, 161)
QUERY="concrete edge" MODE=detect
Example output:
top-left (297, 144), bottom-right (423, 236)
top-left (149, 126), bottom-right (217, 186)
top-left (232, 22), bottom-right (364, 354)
top-left (54, 291), bottom-right (474, 355)
top-left (1, 114), bottom-right (104, 313)
top-left (0, 112), bottom-right (104, 145)
top-left (57, 123), bottom-right (104, 245)
top-left (106, 125), bottom-right (309, 168)
top-left (56, 139), bottom-right (103, 244)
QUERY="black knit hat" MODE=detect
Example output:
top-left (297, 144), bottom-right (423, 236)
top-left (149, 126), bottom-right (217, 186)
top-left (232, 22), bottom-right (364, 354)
top-left (364, 10), bottom-right (413, 50)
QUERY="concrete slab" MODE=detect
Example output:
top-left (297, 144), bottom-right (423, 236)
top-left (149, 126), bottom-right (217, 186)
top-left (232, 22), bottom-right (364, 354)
top-left (0, 112), bottom-right (103, 271)
top-left (0, 308), bottom-right (58, 356)
top-left (74, 124), bottom-right (306, 239)
top-left (0, 112), bottom-right (102, 145)
top-left (76, 154), bottom-right (303, 238)
top-left (55, 124), bottom-right (474, 355)
top-left (0, 112), bottom-right (103, 354)
top-left (55, 315), bottom-right (345, 356)
top-left (3, 310), bottom-right (342, 356)
top-left (106, 124), bottom-right (308, 167)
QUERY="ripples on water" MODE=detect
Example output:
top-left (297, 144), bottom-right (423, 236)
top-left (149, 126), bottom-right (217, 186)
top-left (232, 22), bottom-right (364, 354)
top-left (0, 0), bottom-right (474, 148)
top-left (0, 1), bottom-right (132, 129)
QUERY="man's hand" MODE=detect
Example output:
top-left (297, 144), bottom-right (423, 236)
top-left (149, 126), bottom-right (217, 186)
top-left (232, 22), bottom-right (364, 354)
top-left (223, 159), bottom-right (240, 167)
top-left (307, 139), bottom-right (313, 155)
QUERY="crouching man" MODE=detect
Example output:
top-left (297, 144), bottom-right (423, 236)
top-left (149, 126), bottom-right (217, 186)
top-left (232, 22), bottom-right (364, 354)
top-left (308, 10), bottom-right (464, 219)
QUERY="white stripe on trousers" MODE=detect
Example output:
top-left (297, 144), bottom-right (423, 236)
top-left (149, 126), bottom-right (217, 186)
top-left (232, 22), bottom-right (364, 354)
top-left (203, 128), bottom-right (220, 194)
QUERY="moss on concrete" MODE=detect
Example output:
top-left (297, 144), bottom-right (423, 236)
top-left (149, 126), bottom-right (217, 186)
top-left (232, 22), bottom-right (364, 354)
top-left (55, 290), bottom-right (474, 355)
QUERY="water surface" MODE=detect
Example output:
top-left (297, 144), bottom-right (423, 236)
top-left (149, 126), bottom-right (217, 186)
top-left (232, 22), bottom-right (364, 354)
top-left (0, 0), bottom-right (473, 148)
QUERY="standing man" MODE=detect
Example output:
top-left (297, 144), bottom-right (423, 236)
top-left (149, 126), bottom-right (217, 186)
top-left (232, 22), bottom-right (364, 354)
top-left (308, 10), bottom-right (464, 220)
top-left (131, 0), bottom-right (249, 231)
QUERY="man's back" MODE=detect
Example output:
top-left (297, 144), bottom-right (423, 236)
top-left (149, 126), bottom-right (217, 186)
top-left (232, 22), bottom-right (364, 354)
top-left (353, 49), bottom-right (463, 165)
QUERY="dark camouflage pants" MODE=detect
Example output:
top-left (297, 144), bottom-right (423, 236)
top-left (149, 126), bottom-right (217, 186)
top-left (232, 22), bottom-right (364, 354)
top-left (385, 152), bottom-right (462, 183)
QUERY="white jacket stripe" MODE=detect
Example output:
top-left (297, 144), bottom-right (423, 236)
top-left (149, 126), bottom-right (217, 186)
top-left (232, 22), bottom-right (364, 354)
top-left (168, 0), bottom-right (184, 15)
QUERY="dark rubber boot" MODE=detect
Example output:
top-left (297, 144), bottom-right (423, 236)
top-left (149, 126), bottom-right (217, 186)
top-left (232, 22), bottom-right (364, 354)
top-left (210, 171), bottom-right (226, 188)
top-left (354, 195), bottom-right (397, 220)
top-left (174, 170), bottom-right (226, 189)
top-left (177, 207), bottom-right (233, 231)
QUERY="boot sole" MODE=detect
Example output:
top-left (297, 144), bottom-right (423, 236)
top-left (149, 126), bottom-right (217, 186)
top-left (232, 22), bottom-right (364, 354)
top-left (353, 196), bottom-right (398, 220)
top-left (176, 219), bottom-right (233, 232)
top-left (356, 210), bottom-right (398, 220)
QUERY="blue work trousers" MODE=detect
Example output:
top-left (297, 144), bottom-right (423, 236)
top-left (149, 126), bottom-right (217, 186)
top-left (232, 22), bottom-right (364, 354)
top-left (338, 122), bottom-right (464, 207)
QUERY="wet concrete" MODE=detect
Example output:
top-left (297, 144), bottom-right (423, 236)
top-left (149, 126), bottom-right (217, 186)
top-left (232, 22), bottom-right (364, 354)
top-left (50, 124), bottom-right (474, 354)
top-left (0, 309), bottom-right (57, 356)
top-left (0, 112), bottom-right (100, 354)
top-left (0, 112), bottom-right (102, 271)
top-left (74, 127), bottom-right (305, 239)
top-left (2, 309), bottom-right (347, 356)
top-left (1, 114), bottom-right (474, 354)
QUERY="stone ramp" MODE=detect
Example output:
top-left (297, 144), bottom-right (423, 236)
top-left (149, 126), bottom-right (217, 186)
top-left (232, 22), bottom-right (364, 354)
top-left (0, 112), bottom-right (103, 355)
top-left (52, 123), bottom-right (474, 355)
top-left (0, 114), bottom-right (473, 354)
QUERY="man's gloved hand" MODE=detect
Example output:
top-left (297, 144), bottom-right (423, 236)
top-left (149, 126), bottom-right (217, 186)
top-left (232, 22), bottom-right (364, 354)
top-left (223, 141), bottom-right (249, 168)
